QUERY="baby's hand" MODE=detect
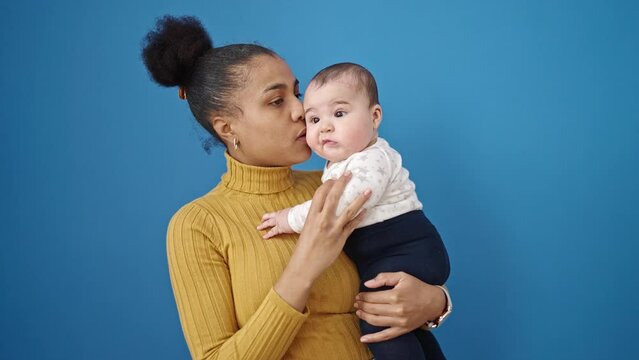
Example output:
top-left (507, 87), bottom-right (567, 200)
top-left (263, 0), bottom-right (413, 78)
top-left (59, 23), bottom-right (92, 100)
top-left (257, 208), bottom-right (294, 239)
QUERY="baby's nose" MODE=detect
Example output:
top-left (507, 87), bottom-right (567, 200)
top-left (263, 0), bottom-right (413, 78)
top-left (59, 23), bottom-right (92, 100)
top-left (320, 122), bottom-right (333, 132)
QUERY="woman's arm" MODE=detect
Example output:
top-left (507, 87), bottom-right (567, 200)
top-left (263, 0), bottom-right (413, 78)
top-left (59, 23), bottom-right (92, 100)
top-left (353, 272), bottom-right (450, 343)
top-left (274, 171), bottom-right (371, 311)
top-left (168, 203), bottom-right (309, 360)
top-left (168, 173), bottom-right (371, 359)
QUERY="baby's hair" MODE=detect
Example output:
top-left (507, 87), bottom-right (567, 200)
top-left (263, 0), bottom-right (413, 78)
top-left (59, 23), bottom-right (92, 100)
top-left (309, 62), bottom-right (379, 106)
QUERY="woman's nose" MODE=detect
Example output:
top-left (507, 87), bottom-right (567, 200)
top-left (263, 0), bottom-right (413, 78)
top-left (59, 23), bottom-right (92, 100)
top-left (291, 97), bottom-right (304, 122)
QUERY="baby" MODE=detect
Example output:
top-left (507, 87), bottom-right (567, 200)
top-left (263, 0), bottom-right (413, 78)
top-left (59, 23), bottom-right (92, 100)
top-left (258, 63), bottom-right (450, 360)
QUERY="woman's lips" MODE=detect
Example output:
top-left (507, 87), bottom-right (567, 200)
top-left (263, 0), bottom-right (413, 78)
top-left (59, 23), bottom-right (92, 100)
top-left (296, 129), bottom-right (307, 141)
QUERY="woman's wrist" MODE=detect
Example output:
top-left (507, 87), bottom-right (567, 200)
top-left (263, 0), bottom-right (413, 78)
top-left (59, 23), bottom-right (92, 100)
top-left (276, 239), bottom-right (329, 309)
top-left (434, 285), bottom-right (447, 317)
top-left (422, 285), bottom-right (452, 329)
top-left (274, 264), bottom-right (315, 313)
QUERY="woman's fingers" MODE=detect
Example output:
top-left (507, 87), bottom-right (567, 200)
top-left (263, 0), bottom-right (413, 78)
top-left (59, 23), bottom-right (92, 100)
top-left (355, 289), bottom-right (397, 304)
top-left (354, 299), bottom-right (399, 318)
top-left (308, 178), bottom-right (336, 214)
top-left (360, 327), bottom-right (406, 344)
top-left (355, 310), bottom-right (403, 328)
top-left (322, 171), bottom-right (353, 213)
top-left (343, 208), bottom-right (367, 234)
top-left (286, 171), bottom-right (364, 283)
top-left (356, 272), bottom-right (447, 339)
top-left (338, 189), bottom-right (371, 228)
top-left (356, 308), bottom-right (412, 343)
top-left (363, 272), bottom-right (403, 289)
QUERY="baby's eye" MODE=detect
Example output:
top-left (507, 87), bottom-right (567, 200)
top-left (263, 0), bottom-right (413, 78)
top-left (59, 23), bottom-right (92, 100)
top-left (335, 111), bottom-right (345, 117)
top-left (308, 116), bottom-right (320, 124)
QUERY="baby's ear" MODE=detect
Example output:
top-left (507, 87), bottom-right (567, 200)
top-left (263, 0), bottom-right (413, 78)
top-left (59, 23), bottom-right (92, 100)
top-left (371, 104), bottom-right (383, 129)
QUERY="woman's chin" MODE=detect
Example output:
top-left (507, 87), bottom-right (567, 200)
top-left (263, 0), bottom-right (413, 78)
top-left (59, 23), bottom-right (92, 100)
top-left (297, 145), bottom-right (313, 161)
top-left (282, 144), bottom-right (311, 166)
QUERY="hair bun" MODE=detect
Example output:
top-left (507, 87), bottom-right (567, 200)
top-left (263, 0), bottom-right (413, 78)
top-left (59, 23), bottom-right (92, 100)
top-left (141, 15), bottom-right (213, 87)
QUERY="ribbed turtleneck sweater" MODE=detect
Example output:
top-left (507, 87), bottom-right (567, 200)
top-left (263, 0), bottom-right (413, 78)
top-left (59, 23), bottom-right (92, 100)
top-left (167, 152), bottom-right (372, 360)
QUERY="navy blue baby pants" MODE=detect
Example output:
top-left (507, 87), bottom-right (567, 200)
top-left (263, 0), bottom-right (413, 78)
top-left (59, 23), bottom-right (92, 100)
top-left (344, 210), bottom-right (450, 360)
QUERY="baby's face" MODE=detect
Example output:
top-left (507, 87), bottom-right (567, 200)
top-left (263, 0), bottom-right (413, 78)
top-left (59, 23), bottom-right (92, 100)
top-left (303, 78), bottom-right (380, 163)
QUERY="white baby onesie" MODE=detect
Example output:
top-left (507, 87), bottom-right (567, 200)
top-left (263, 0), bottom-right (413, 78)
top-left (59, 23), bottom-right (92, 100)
top-left (288, 137), bottom-right (423, 232)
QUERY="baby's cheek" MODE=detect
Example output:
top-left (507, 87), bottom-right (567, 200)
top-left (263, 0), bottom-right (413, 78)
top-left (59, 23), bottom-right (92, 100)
top-left (305, 132), bottom-right (321, 153)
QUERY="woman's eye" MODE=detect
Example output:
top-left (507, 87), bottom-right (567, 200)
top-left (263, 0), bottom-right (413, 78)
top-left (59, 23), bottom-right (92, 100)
top-left (271, 98), bottom-right (284, 106)
top-left (335, 111), bottom-right (345, 117)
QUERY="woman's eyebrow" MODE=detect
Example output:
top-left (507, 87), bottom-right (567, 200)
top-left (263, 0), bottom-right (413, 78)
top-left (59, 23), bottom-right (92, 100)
top-left (263, 79), bottom-right (299, 93)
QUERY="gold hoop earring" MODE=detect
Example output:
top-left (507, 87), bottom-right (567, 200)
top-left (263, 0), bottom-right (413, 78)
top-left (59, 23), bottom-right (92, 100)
top-left (233, 138), bottom-right (239, 150)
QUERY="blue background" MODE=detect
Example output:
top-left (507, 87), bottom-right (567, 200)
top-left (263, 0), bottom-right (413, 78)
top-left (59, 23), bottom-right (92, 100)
top-left (1, 0), bottom-right (637, 359)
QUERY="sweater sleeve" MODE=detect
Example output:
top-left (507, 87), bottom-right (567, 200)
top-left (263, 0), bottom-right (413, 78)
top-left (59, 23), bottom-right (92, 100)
top-left (167, 202), bottom-right (309, 360)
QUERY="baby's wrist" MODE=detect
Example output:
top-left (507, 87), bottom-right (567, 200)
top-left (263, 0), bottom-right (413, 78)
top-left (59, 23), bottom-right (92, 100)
top-left (279, 208), bottom-right (294, 232)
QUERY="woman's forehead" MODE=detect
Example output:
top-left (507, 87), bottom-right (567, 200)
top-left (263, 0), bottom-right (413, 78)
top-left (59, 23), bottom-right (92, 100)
top-left (249, 55), bottom-right (296, 91)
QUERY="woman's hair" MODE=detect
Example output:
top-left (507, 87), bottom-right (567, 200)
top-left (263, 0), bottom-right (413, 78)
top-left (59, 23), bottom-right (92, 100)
top-left (141, 15), bottom-right (277, 149)
top-left (310, 62), bottom-right (379, 107)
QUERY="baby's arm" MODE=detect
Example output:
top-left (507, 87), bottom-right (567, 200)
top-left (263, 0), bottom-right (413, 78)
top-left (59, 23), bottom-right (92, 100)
top-left (258, 149), bottom-right (392, 238)
top-left (257, 200), bottom-right (311, 239)
top-left (332, 149), bottom-right (393, 218)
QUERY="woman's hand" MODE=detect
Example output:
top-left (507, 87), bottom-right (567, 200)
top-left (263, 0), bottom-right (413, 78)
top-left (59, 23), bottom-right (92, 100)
top-left (290, 171), bottom-right (371, 282)
top-left (354, 272), bottom-right (447, 343)
top-left (274, 171), bottom-right (372, 312)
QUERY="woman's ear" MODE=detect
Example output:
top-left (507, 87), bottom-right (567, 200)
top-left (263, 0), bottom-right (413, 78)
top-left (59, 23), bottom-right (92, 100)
top-left (211, 115), bottom-right (235, 145)
top-left (371, 104), bottom-right (383, 130)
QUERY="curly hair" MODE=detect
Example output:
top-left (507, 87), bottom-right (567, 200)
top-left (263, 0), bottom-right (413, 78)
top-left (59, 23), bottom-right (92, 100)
top-left (141, 15), bottom-right (277, 149)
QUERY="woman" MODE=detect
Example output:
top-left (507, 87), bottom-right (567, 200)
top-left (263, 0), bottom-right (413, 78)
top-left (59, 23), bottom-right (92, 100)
top-left (142, 15), bottom-right (450, 360)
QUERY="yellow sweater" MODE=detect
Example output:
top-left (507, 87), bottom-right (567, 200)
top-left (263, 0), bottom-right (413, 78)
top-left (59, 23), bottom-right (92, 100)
top-left (167, 152), bottom-right (372, 360)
